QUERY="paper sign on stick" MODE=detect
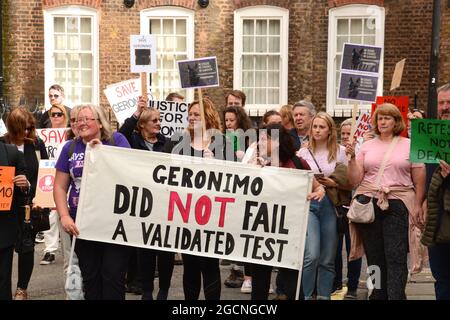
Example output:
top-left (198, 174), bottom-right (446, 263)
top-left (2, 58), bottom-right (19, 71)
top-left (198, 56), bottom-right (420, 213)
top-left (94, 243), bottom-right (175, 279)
top-left (0, 119), bottom-right (7, 136)
top-left (178, 57), bottom-right (219, 89)
top-left (341, 43), bottom-right (382, 74)
top-left (36, 128), bottom-right (69, 160)
top-left (390, 59), bottom-right (406, 91)
top-left (130, 35), bottom-right (157, 73)
top-left (0, 166), bottom-right (15, 211)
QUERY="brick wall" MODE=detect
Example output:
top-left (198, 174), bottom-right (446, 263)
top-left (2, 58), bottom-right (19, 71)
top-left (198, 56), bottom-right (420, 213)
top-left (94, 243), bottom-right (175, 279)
top-left (1, 0), bottom-right (448, 120)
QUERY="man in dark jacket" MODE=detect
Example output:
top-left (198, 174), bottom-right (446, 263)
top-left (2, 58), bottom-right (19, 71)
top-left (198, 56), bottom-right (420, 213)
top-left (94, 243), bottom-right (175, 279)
top-left (37, 84), bottom-right (71, 129)
top-left (422, 82), bottom-right (450, 300)
top-left (0, 142), bottom-right (29, 300)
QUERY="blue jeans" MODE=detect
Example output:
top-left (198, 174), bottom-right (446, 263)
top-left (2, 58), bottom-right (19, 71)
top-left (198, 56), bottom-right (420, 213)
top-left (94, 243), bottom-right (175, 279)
top-left (334, 227), bottom-right (362, 291)
top-left (302, 196), bottom-right (338, 299)
top-left (428, 243), bottom-right (450, 300)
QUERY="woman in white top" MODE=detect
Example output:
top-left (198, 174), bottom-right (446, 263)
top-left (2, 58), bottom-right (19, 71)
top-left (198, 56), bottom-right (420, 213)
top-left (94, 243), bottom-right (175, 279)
top-left (297, 112), bottom-right (348, 299)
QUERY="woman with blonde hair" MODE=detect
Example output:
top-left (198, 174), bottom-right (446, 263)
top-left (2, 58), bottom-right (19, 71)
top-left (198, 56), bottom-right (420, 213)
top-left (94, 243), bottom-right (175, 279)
top-left (346, 103), bottom-right (426, 300)
top-left (297, 111), bottom-right (349, 299)
top-left (54, 104), bottom-right (131, 300)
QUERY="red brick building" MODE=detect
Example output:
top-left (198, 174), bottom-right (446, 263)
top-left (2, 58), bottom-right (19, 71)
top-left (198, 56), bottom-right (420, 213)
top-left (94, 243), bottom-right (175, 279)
top-left (1, 0), bottom-right (449, 121)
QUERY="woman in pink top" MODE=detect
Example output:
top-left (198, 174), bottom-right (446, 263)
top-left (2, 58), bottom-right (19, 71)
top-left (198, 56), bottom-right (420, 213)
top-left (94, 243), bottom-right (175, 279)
top-left (346, 103), bottom-right (426, 300)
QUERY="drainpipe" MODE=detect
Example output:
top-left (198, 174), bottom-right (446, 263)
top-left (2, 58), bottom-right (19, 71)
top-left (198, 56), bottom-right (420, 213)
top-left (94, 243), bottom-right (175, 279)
top-left (427, 0), bottom-right (441, 119)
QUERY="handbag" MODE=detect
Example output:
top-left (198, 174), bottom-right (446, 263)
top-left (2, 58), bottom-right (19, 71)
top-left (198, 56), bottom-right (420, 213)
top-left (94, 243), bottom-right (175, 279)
top-left (31, 207), bottom-right (51, 232)
top-left (347, 136), bottom-right (400, 223)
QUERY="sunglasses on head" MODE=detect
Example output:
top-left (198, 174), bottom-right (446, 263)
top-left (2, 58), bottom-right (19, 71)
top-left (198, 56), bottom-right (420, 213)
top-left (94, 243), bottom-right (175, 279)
top-left (49, 94), bottom-right (60, 99)
top-left (51, 112), bottom-right (64, 118)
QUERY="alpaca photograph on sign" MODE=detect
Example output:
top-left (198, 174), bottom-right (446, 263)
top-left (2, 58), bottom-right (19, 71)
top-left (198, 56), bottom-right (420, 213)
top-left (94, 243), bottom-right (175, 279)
top-left (130, 35), bottom-right (157, 73)
top-left (177, 57), bottom-right (219, 89)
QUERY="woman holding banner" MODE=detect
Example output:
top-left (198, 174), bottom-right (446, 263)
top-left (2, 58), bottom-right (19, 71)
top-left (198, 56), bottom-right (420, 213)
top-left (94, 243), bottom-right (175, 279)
top-left (249, 123), bottom-right (325, 300)
top-left (297, 112), bottom-right (348, 300)
top-left (166, 97), bottom-right (235, 300)
top-left (345, 103), bottom-right (426, 300)
top-left (119, 97), bottom-right (175, 300)
top-left (1, 106), bottom-right (49, 300)
top-left (53, 104), bottom-right (131, 300)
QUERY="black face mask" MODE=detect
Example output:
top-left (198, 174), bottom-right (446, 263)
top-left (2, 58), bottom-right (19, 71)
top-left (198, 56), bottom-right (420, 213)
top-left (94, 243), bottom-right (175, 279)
top-left (135, 49), bottom-right (151, 65)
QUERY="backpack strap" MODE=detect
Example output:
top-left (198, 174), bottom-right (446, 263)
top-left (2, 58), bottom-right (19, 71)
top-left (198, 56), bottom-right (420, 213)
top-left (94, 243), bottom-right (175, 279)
top-left (67, 138), bottom-right (78, 160)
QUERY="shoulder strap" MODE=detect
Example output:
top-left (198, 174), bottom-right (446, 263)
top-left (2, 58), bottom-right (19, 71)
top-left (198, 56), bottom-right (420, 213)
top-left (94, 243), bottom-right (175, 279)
top-left (109, 133), bottom-right (116, 146)
top-left (68, 138), bottom-right (78, 159)
top-left (307, 148), bottom-right (323, 173)
top-left (291, 156), bottom-right (304, 170)
top-left (375, 136), bottom-right (400, 187)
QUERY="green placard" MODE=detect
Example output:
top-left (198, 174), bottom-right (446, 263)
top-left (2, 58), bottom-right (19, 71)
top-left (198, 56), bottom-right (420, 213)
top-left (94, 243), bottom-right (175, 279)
top-left (410, 119), bottom-right (450, 164)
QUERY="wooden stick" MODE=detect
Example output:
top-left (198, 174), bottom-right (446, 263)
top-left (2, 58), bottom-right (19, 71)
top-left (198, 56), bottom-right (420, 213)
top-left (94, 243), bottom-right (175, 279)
top-left (198, 89), bottom-right (207, 144)
top-left (347, 103), bottom-right (359, 161)
top-left (141, 72), bottom-right (148, 101)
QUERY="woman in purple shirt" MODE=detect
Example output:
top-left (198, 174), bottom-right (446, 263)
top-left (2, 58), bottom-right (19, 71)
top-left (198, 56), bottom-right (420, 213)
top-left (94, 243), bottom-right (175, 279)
top-left (53, 104), bottom-right (131, 300)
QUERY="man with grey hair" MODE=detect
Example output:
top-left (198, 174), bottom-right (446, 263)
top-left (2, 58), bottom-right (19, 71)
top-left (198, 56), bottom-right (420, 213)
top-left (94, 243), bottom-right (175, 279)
top-left (421, 82), bottom-right (450, 300)
top-left (290, 100), bottom-right (316, 150)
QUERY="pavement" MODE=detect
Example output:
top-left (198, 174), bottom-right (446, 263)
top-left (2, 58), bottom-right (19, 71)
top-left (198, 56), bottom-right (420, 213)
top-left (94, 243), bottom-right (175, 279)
top-left (11, 242), bottom-right (436, 300)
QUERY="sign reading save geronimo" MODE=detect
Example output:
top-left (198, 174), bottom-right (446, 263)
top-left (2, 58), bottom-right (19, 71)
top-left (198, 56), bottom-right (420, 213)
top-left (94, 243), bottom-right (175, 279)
top-left (410, 119), bottom-right (450, 164)
top-left (76, 145), bottom-right (312, 270)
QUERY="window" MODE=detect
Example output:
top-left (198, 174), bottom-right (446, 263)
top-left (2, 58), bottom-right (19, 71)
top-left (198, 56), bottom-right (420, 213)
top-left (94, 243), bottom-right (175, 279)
top-left (44, 6), bottom-right (99, 107)
top-left (141, 7), bottom-right (194, 101)
top-left (327, 5), bottom-right (385, 116)
top-left (234, 6), bottom-right (289, 116)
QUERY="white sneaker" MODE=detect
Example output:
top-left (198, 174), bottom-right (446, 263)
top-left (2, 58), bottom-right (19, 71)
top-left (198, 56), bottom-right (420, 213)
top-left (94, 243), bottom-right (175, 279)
top-left (240, 279), bottom-right (252, 294)
top-left (269, 284), bottom-right (274, 294)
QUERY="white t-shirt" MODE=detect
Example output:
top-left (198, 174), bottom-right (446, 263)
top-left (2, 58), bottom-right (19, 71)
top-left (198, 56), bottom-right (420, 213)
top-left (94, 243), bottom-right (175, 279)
top-left (297, 145), bottom-right (348, 177)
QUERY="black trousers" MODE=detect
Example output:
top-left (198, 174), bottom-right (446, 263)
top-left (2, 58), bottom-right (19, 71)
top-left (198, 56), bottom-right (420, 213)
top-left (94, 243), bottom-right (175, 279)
top-left (182, 254), bottom-right (221, 300)
top-left (357, 199), bottom-right (409, 300)
top-left (139, 248), bottom-right (174, 300)
top-left (0, 246), bottom-right (14, 300)
top-left (75, 239), bottom-right (131, 300)
top-left (250, 264), bottom-right (272, 300)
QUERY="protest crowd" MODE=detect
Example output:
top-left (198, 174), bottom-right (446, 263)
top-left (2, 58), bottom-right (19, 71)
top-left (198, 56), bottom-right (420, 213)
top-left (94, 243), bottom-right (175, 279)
top-left (0, 80), bottom-right (449, 302)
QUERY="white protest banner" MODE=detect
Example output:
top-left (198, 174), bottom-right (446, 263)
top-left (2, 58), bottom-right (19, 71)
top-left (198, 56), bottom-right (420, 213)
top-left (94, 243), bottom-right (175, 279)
top-left (76, 145), bottom-right (313, 270)
top-left (36, 128), bottom-right (68, 160)
top-left (178, 57), bottom-right (219, 89)
top-left (0, 118), bottom-right (6, 136)
top-left (34, 160), bottom-right (57, 208)
top-left (149, 100), bottom-right (188, 137)
top-left (104, 78), bottom-right (142, 125)
top-left (130, 35), bottom-right (157, 74)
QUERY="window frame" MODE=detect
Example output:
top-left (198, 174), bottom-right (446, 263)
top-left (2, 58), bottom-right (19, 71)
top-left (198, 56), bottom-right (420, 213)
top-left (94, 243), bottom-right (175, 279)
top-left (327, 4), bottom-right (385, 117)
top-left (140, 6), bottom-right (195, 102)
top-left (44, 6), bottom-right (99, 108)
top-left (234, 6), bottom-right (289, 116)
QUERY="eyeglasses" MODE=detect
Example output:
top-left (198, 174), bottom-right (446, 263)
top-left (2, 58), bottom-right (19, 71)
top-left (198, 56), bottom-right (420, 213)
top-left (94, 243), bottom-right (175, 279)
top-left (76, 117), bottom-right (98, 124)
top-left (70, 118), bottom-right (76, 123)
top-left (51, 112), bottom-right (64, 118)
top-left (49, 94), bottom-right (60, 99)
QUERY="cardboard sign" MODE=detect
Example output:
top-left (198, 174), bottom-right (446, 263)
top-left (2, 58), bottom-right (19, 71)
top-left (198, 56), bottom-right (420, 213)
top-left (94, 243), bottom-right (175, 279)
top-left (0, 118), bottom-right (7, 136)
top-left (130, 35), bottom-right (157, 73)
top-left (34, 160), bottom-right (57, 208)
top-left (353, 111), bottom-right (372, 140)
top-left (76, 145), bottom-right (313, 270)
top-left (36, 128), bottom-right (69, 160)
top-left (104, 78), bottom-right (143, 125)
top-left (149, 100), bottom-right (188, 137)
top-left (371, 96), bottom-right (409, 137)
top-left (390, 58), bottom-right (406, 91)
top-left (410, 119), bottom-right (450, 164)
top-left (178, 57), bottom-right (219, 89)
top-left (341, 43), bottom-right (382, 74)
top-left (0, 166), bottom-right (15, 211)
top-left (338, 72), bottom-right (378, 102)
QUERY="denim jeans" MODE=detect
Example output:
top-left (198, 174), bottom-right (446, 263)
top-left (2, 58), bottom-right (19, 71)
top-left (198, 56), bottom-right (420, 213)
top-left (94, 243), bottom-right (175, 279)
top-left (302, 195), bottom-right (338, 299)
top-left (428, 243), bottom-right (450, 300)
top-left (334, 227), bottom-right (362, 291)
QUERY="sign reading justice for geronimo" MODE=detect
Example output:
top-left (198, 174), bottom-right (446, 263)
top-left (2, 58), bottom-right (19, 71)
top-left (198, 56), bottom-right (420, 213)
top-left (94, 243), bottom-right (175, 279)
top-left (76, 145), bottom-right (312, 270)
top-left (410, 119), bottom-right (450, 164)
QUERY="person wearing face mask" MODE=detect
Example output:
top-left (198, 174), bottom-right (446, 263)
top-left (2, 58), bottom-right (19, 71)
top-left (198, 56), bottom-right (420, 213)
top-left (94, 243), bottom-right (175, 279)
top-left (38, 84), bottom-right (71, 129)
